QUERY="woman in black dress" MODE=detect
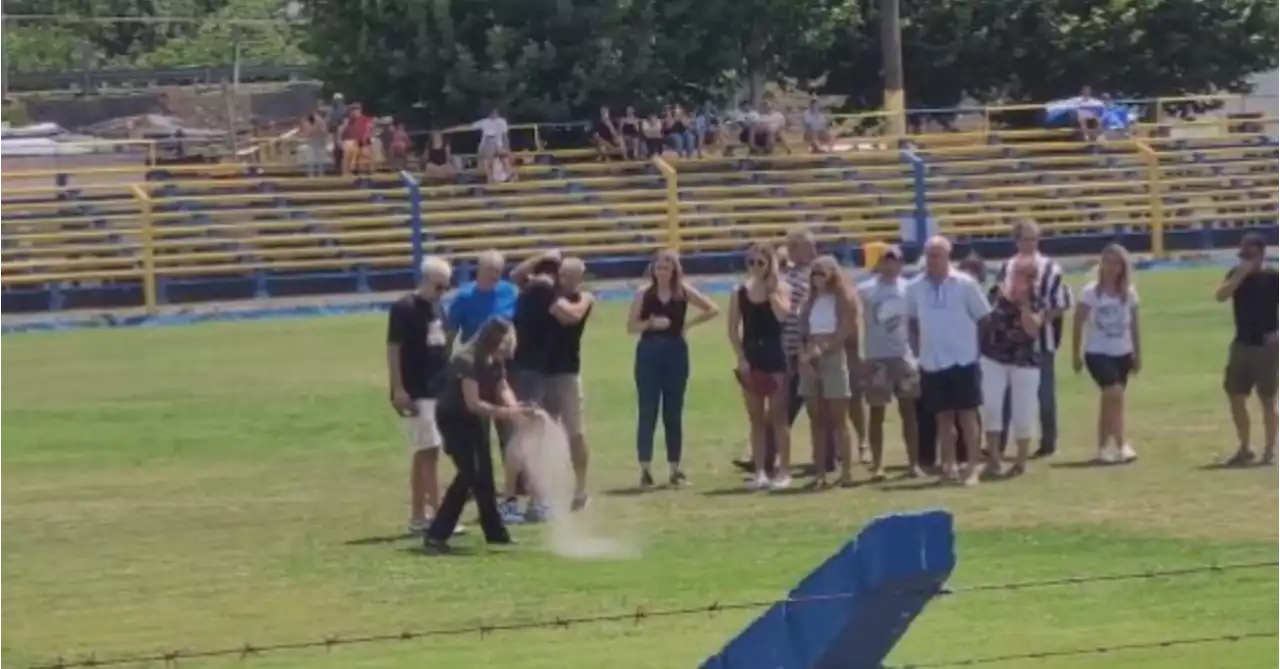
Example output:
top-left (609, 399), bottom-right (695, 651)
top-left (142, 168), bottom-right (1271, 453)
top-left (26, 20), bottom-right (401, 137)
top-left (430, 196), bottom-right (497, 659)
top-left (728, 244), bottom-right (793, 490)
top-left (424, 317), bottom-right (537, 554)
top-left (592, 105), bottom-right (623, 160)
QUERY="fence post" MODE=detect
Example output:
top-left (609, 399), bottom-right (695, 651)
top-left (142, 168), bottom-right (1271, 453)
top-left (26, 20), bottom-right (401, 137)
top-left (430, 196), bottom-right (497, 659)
top-left (1133, 140), bottom-right (1166, 259)
top-left (130, 184), bottom-right (158, 314)
top-left (898, 148), bottom-right (931, 252)
top-left (651, 156), bottom-right (681, 252)
top-left (400, 169), bottom-right (424, 285)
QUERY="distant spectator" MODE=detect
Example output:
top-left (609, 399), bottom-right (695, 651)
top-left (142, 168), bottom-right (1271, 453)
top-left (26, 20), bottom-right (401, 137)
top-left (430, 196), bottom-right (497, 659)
top-left (326, 92), bottom-right (348, 172)
top-left (731, 102), bottom-right (760, 156)
top-left (693, 103), bottom-right (719, 158)
top-left (470, 108), bottom-right (515, 183)
top-left (641, 113), bottom-right (665, 158)
top-left (297, 114), bottom-right (328, 177)
top-left (340, 102), bottom-right (374, 175)
top-left (423, 131), bottom-right (456, 179)
top-left (387, 122), bottom-right (412, 171)
top-left (591, 105), bottom-right (624, 160)
top-left (619, 106), bottom-right (643, 159)
top-left (1073, 85), bottom-right (1105, 141)
top-left (803, 100), bottom-right (833, 153)
top-left (665, 105), bottom-right (695, 158)
top-left (757, 101), bottom-right (790, 155)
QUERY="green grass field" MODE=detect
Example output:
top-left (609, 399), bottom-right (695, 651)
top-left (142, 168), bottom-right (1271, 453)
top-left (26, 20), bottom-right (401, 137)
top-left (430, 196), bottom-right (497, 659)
top-left (3, 267), bottom-right (1277, 669)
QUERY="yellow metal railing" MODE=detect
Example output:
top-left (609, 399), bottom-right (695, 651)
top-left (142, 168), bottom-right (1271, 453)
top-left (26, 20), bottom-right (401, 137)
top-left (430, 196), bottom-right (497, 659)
top-left (1132, 140), bottom-right (1166, 258)
top-left (130, 184), bottom-right (158, 314)
top-left (652, 155), bottom-right (681, 249)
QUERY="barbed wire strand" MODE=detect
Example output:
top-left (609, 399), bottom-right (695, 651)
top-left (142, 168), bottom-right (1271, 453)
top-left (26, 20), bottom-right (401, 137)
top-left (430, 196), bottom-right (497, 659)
top-left (894, 630), bottom-right (1278, 668)
top-left (27, 560), bottom-right (1277, 669)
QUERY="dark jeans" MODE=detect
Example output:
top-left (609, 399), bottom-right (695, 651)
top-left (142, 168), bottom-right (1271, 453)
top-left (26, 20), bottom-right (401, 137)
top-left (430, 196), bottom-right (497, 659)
top-left (762, 357), bottom-right (837, 473)
top-left (999, 353), bottom-right (1058, 455)
top-left (428, 410), bottom-right (509, 543)
top-left (635, 336), bottom-right (689, 463)
top-left (916, 391), bottom-right (976, 467)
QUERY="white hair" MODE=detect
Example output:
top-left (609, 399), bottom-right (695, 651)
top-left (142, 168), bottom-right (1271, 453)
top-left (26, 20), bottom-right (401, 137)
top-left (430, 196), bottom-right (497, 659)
top-left (785, 225), bottom-right (816, 245)
top-left (476, 250), bottom-right (506, 271)
top-left (924, 235), bottom-right (953, 253)
top-left (419, 256), bottom-right (452, 281)
top-left (560, 257), bottom-right (586, 274)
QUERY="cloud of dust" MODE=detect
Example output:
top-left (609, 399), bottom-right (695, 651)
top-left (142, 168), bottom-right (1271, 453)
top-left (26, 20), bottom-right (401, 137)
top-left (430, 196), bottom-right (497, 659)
top-left (507, 412), bottom-right (642, 560)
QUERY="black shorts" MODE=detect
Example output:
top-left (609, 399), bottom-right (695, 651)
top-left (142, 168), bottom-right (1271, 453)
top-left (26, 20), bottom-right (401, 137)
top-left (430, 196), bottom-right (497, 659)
top-left (920, 363), bottom-right (982, 412)
top-left (1085, 353), bottom-right (1133, 388)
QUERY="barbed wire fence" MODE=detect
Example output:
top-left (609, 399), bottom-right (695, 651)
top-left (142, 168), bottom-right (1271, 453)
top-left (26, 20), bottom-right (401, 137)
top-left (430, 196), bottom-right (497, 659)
top-left (27, 560), bottom-right (1278, 669)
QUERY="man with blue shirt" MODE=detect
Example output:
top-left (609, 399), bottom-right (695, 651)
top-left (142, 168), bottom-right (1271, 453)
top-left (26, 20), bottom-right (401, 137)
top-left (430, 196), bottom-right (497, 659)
top-left (446, 250), bottom-right (518, 346)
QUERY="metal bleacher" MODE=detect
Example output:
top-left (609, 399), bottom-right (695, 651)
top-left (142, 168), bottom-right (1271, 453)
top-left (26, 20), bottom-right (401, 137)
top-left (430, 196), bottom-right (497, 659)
top-left (2, 101), bottom-right (1277, 315)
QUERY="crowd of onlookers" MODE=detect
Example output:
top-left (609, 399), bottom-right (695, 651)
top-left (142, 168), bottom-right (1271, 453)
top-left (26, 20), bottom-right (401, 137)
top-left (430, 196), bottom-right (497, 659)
top-left (587, 98), bottom-right (835, 161)
top-left (290, 94), bottom-right (840, 180)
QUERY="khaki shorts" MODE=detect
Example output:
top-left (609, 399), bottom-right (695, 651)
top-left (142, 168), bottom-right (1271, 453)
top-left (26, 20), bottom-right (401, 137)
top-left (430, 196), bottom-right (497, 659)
top-left (544, 374), bottom-right (585, 436)
top-left (862, 357), bottom-right (922, 407)
top-left (404, 399), bottom-right (443, 452)
top-left (1224, 342), bottom-right (1279, 398)
top-left (800, 347), bottom-right (852, 400)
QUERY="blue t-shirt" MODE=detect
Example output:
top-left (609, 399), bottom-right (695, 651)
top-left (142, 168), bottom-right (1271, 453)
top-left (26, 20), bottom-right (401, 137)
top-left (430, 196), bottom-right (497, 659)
top-left (447, 280), bottom-right (518, 341)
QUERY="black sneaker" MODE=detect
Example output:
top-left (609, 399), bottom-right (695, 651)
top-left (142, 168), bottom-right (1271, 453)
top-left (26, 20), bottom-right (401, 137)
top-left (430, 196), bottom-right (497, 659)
top-left (669, 470), bottom-right (689, 487)
top-left (422, 537), bottom-right (452, 555)
top-left (1226, 447), bottom-right (1257, 467)
top-left (640, 470), bottom-right (655, 488)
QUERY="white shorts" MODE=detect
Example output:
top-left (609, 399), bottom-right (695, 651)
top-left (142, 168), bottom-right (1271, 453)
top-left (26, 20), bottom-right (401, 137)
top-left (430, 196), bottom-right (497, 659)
top-left (404, 399), bottom-right (443, 452)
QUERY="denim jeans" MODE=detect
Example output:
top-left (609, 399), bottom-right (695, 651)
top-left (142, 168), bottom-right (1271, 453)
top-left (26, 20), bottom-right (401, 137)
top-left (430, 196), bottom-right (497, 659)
top-left (666, 132), bottom-right (695, 157)
top-left (634, 336), bottom-right (690, 463)
top-left (999, 353), bottom-right (1059, 454)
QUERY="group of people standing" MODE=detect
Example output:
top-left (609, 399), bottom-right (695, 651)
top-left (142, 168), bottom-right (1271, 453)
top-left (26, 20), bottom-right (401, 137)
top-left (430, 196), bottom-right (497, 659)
top-left (718, 222), bottom-right (1124, 489)
top-left (384, 227), bottom-right (1278, 552)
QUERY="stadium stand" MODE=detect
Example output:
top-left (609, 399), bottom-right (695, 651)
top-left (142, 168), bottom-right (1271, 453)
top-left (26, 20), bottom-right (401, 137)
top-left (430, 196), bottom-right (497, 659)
top-left (3, 104), bottom-right (1276, 314)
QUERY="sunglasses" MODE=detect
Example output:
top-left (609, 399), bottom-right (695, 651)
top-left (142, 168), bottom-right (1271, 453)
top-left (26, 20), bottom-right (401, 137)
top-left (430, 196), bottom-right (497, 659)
top-left (747, 257), bottom-right (768, 268)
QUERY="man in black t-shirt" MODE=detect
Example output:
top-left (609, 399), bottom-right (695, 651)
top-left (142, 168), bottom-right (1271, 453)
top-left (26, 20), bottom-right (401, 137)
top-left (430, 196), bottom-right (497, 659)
top-left (544, 257), bottom-right (595, 510)
top-left (387, 257), bottom-right (455, 534)
top-left (1215, 233), bottom-right (1279, 465)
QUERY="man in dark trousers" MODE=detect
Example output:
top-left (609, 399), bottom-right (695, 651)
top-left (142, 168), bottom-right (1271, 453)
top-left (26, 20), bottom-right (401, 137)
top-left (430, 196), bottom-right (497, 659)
top-left (386, 257), bottom-right (458, 535)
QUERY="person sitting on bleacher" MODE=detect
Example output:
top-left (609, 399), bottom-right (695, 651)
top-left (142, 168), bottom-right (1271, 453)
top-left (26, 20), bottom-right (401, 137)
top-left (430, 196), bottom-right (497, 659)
top-left (470, 108), bottom-right (516, 183)
top-left (340, 102), bottom-right (374, 175)
top-left (803, 100), bottom-right (834, 153)
top-left (692, 103), bottom-right (720, 158)
top-left (641, 113), bottom-right (665, 158)
top-left (619, 106), bottom-right (643, 159)
top-left (591, 105), bottom-right (625, 160)
top-left (423, 131), bottom-right (456, 179)
top-left (387, 121), bottom-right (412, 171)
top-left (729, 102), bottom-right (760, 156)
top-left (756, 101), bottom-right (791, 155)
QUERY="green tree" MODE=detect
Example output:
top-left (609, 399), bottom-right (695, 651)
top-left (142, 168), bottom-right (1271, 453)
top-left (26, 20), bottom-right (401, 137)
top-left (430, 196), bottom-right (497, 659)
top-left (813, 0), bottom-right (1279, 119)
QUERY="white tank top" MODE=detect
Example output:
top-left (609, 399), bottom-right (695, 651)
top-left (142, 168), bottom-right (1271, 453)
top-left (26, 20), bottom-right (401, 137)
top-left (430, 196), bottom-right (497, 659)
top-left (808, 294), bottom-right (838, 335)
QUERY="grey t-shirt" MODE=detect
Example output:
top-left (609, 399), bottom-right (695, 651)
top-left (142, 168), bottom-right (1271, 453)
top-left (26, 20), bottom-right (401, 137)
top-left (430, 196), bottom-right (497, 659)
top-left (858, 277), bottom-right (913, 361)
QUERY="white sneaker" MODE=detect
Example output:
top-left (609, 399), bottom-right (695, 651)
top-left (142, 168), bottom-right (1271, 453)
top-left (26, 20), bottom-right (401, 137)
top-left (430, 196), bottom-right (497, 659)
top-left (747, 473), bottom-right (770, 490)
top-left (1097, 445), bottom-right (1120, 464)
top-left (1118, 443), bottom-right (1138, 463)
top-left (769, 475), bottom-right (793, 491)
top-left (408, 518), bottom-right (430, 534)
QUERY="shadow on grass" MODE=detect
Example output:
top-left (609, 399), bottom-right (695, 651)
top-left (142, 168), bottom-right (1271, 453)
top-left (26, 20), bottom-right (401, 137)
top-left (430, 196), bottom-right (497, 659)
top-left (345, 533), bottom-right (415, 546)
top-left (602, 486), bottom-right (661, 497)
top-left (1198, 461), bottom-right (1274, 471)
top-left (1050, 459), bottom-right (1133, 470)
top-left (396, 545), bottom-right (482, 558)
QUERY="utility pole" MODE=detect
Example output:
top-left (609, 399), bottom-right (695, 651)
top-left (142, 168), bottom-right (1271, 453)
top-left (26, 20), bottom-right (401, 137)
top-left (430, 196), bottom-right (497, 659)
top-left (879, 0), bottom-right (906, 137)
top-left (0, 0), bottom-right (10, 104)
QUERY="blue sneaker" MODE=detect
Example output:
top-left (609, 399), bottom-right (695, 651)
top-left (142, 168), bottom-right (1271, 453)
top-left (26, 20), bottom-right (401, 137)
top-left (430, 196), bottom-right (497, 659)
top-left (500, 498), bottom-right (525, 525)
top-left (524, 501), bottom-right (551, 524)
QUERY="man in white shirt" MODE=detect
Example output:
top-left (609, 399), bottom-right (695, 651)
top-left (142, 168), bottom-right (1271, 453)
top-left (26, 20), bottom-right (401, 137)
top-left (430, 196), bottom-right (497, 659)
top-left (730, 102), bottom-right (761, 156)
top-left (756, 101), bottom-right (789, 155)
top-left (907, 236), bottom-right (992, 485)
top-left (469, 108), bottom-right (514, 183)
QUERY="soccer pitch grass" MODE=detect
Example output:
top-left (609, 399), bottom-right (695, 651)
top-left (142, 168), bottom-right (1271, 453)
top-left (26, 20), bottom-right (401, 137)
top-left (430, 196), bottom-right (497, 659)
top-left (3, 267), bottom-right (1277, 669)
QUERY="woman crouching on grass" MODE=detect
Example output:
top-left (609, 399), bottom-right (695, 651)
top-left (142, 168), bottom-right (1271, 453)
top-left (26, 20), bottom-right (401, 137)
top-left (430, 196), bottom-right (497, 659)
top-left (728, 244), bottom-right (793, 490)
top-left (798, 256), bottom-right (860, 488)
top-left (978, 257), bottom-right (1044, 478)
top-left (1072, 244), bottom-right (1141, 464)
top-left (423, 317), bottom-right (538, 554)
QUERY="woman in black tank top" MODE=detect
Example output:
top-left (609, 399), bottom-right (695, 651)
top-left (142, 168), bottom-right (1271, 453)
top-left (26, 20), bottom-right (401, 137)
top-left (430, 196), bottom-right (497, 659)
top-left (626, 249), bottom-right (721, 488)
top-left (423, 131), bottom-right (455, 178)
top-left (728, 244), bottom-right (794, 490)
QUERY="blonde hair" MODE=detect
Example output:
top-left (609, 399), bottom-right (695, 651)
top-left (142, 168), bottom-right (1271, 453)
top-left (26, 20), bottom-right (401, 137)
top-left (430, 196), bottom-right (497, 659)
top-left (803, 255), bottom-right (860, 335)
top-left (1096, 244), bottom-right (1134, 301)
top-left (1003, 256), bottom-right (1038, 295)
top-left (476, 250), bottom-right (506, 272)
